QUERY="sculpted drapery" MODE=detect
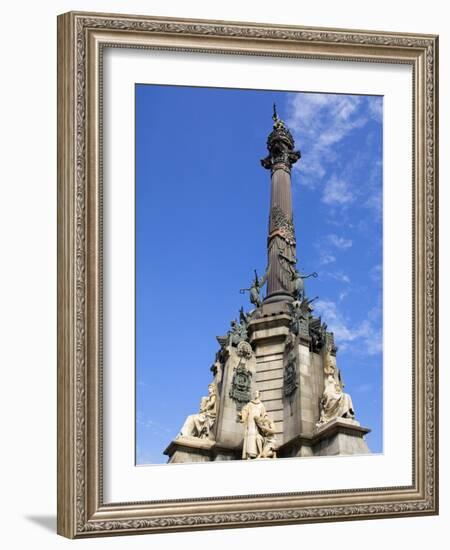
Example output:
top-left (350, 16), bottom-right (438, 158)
top-left (317, 354), bottom-right (355, 426)
top-left (318, 373), bottom-right (355, 424)
top-left (178, 383), bottom-right (218, 439)
top-left (240, 391), bottom-right (277, 459)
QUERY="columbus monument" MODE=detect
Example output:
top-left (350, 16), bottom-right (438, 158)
top-left (164, 106), bottom-right (371, 463)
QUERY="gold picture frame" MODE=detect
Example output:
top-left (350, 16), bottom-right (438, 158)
top-left (57, 11), bottom-right (439, 538)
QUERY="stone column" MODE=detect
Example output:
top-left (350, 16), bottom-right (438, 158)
top-left (261, 105), bottom-right (301, 304)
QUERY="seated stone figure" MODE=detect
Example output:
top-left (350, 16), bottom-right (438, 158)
top-left (255, 414), bottom-right (277, 458)
top-left (178, 383), bottom-right (218, 440)
top-left (317, 364), bottom-right (355, 427)
top-left (240, 391), bottom-right (277, 459)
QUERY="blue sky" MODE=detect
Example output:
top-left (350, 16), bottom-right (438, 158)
top-left (135, 84), bottom-right (383, 464)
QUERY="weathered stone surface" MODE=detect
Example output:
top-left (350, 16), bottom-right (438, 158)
top-left (259, 388), bottom-right (283, 401)
top-left (256, 362), bottom-right (283, 376)
top-left (164, 437), bottom-right (243, 463)
top-left (263, 408), bottom-right (283, 421)
top-left (214, 345), bottom-right (255, 448)
top-left (168, 333), bottom-right (371, 462)
top-left (260, 301), bottom-right (291, 317)
top-left (164, 436), bottom-right (215, 463)
top-left (263, 398), bottom-right (284, 411)
top-left (257, 378), bottom-right (283, 392)
top-left (249, 314), bottom-right (291, 349)
top-left (212, 451), bottom-right (237, 461)
top-left (272, 420), bottom-right (283, 432)
top-left (282, 335), bottom-right (300, 443)
top-left (277, 418), bottom-right (371, 458)
top-left (256, 368), bottom-right (283, 382)
top-left (253, 354), bottom-right (285, 442)
top-left (313, 418), bottom-right (371, 456)
top-left (168, 450), bottom-right (210, 463)
top-left (314, 432), bottom-right (370, 456)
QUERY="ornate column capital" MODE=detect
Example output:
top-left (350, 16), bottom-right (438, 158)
top-left (260, 104), bottom-right (301, 172)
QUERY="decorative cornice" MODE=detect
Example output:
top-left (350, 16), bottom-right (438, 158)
top-left (82, 497), bottom-right (435, 534)
top-left (77, 14), bottom-right (435, 50)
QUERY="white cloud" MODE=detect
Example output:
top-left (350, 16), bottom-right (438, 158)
top-left (329, 271), bottom-right (351, 284)
top-left (364, 159), bottom-right (383, 221)
top-left (365, 192), bottom-right (382, 215)
top-left (370, 264), bottom-right (382, 283)
top-left (287, 93), bottom-right (367, 187)
top-left (315, 234), bottom-right (352, 266)
top-left (327, 234), bottom-right (353, 250)
top-left (315, 299), bottom-right (357, 342)
top-left (136, 415), bottom-right (172, 436)
top-left (136, 445), bottom-right (166, 465)
top-left (318, 251), bottom-right (336, 265)
top-left (314, 299), bottom-right (382, 356)
top-left (286, 93), bottom-right (382, 227)
top-left (356, 383), bottom-right (374, 393)
top-left (367, 96), bottom-right (383, 123)
top-left (322, 175), bottom-right (354, 205)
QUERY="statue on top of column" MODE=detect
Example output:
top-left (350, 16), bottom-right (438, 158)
top-left (261, 104), bottom-right (301, 170)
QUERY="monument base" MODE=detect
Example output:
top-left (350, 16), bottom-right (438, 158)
top-left (278, 418), bottom-right (371, 458)
top-left (165, 418), bottom-right (369, 463)
top-left (164, 436), bottom-right (239, 463)
top-left (314, 418), bottom-right (371, 456)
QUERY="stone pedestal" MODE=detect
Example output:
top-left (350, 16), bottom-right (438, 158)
top-left (164, 437), bottom-right (215, 463)
top-left (166, 321), bottom-right (371, 463)
top-left (313, 418), bottom-right (371, 456)
top-left (164, 436), bottom-right (239, 463)
top-left (278, 418), bottom-right (371, 458)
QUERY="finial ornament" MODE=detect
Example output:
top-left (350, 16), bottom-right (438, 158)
top-left (272, 103), bottom-right (287, 130)
top-left (261, 105), bottom-right (300, 171)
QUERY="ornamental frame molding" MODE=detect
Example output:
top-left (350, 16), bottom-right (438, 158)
top-left (57, 11), bottom-right (438, 538)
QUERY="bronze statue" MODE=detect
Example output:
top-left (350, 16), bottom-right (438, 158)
top-left (239, 306), bottom-right (251, 331)
top-left (216, 311), bottom-right (250, 349)
top-left (240, 268), bottom-right (269, 308)
top-left (227, 319), bottom-right (247, 346)
top-left (289, 296), bottom-right (318, 336)
top-left (278, 253), bottom-right (317, 301)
